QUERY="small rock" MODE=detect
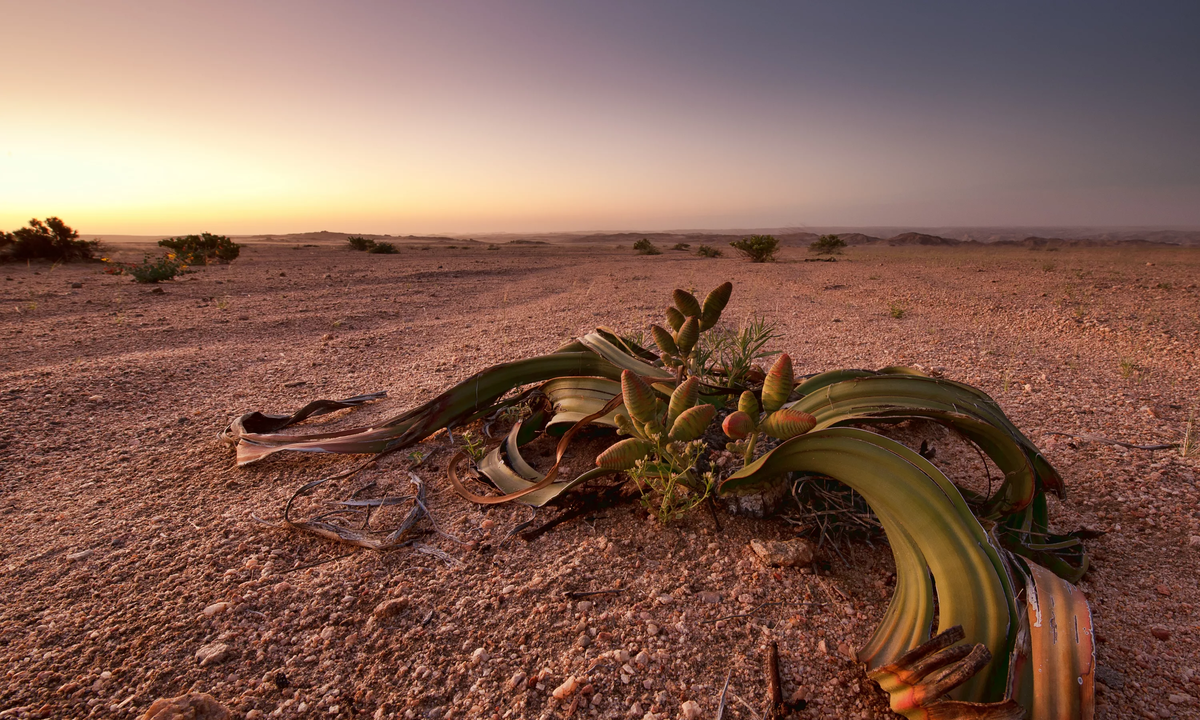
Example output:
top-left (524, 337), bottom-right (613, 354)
top-left (749, 538), bottom-right (815, 567)
top-left (372, 598), bottom-right (407, 619)
top-left (469, 647), bottom-right (489, 666)
top-left (66, 549), bottom-right (94, 562)
top-left (1169, 693), bottom-right (1194, 705)
top-left (1094, 665), bottom-right (1125, 690)
top-left (817, 639), bottom-right (828, 655)
top-left (1189, 536), bottom-right (1200, 548)
top-left (87, 395), bottom-right (103, 402)
top-left (552, 675), bottom-right (579, 699)
top-left (480, 518), bottom-right (495, 530)
top-left (202, 602), bottom-right (231, 618)
top-left (505, 671), bottom-right (526, 691)
top-left (838, 642), bottom-right (855, 659)
top-left (646, 623), bottom-right (659, 636)
top-left (635, 650), bottom-right (650, 667)
top-left (1156, 584), bottom-right (1172, 596)
top-left (1151, 626), bottom-right (1171, 641)
top-left (70, 282), bottom-right (83, 289)
top-left (696, 591), bottom-right (722, 604)
top-left (195, 643), bottom-right (230, 667)
top-left (576, 600), bottom-right (593, 612)
top-left (272, 581), bottom-right (292, 593)
top-left (680, 700), bottom-right (702, 719)
top-left (150, 287), bottom-right (164, 294)
top-left (142, 693), bottom-right (231, 720)
top-left (576, 633), bottom-right (592, 648)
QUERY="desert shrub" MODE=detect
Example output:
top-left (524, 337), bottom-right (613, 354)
top-left (105, 253), bottom-right (186, 283)
top-left (1, 217), bottom-right (96, 262)
top-left (158, 233), bottom-right (240, 264)
top-left (347, 236), bottom-right (376, 251)
top-left (367, 241), bottom-right (398, 254)
top-left (889, 302), bottom-right (907, 319)
top-left (633, 238), bottom-right (661, 255)
top-left (671, 242), bottom-right (691, 251)
top-left (696, 245), bottom-right (722, 258)
top-left (809, 234), bottom-right (846, 255)
top-left (729, 234), bottom-right (779, 263)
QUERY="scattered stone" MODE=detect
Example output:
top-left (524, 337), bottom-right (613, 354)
top-left (1156, 584), bottom-right (1172, 596)
top-left (202, 602), bottom-right (231, 618)
top-left (480, 518), bottom-right (495, 530)
top-left (272, 581), bottom-right (292, 593)
top-left (1094, 665), bottom-right (1125, 690)
top-left (142, 693), bottom-right (231, 719)
top-left (838, 642), bottom-right (855, 659)
top-left (195, 643), bottom-right (230, 667)
top-left (150, 287), bottom-right (164, 294)
top-left (505, 671), bottom-right (526, 691)
top-left (1151, 626), bottom-right (1171, 641)
top-left (635, 650), bottom-right (650, 667)
top-left (469, 647), bottom-right (488, 666)
top-left (681, 700), bottom-right (702, 719)
top-left (1189, 536), bottom-right (1200, 548)
top-left (372, 598), bottom-right (407, 619)
top-left (749, 538), bottom-right (815, 567)
top-left (70, 282), bottom-right (83, 289)
top-left (576, 633), bottom-right (592, 648)
top-left (576, 600), bottom-right (594, 612)
top-left (1169, 693), bottom-right (1194, 705)
top-left (66, 549), bottom-right (94, 562)
top-left (552, 675), bottom-right (579, 699)
top-left (696, 591), bottom-right (722, 604)
top-left (646, 623), bottom-right (659, 636)
top-left (817, 639), bottom-right (828, 655)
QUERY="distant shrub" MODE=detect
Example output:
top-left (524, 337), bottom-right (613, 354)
top-left (809, 234), bottom-right (846, 256)
top-left (158, 233), bottom-right (240, 264)
top-left (105, 253), bottom-right (186, 283)
top-left (671, 243), bottom-right (691, 251)
top-left (347, 236), bottom-right (376, 252)
top-left (697, 245), bottom-right (723, 258)
top-left (367, 241), bottom-right (398, 254)
top-left (1, 217), bottom-right (97, 262)
top-left (889, 302), bottom-right (907, 319)
top-left (730, 234), bottom-right (779, 263)
top-left (633, 238), bottom-right (661, 256)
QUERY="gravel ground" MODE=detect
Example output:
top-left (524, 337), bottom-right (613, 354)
top-left (1, 240), bottom-right (1198, 719)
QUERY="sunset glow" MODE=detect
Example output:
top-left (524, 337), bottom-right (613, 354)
top-left (3, 1), bottom-right (1198, 235)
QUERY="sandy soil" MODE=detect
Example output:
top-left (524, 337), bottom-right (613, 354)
top-left (1, 240), bottom-right (1198, 720)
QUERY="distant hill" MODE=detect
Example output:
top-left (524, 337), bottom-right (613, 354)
top-left (885, 232), bottom-right (967, 246)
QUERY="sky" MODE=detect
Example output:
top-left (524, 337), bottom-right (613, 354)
top-left (2, 1), bottom-right (1199, 235)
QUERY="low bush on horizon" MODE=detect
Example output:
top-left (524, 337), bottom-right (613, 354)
top-left (671, 242), bottom-right (690, 251)
top-left (633, 238), bottom-right (661, 255)
top-left (158, 233), bottom-right (240, 264)
top-left (696, 244), bottom-right (722, 258)
top-left (730, 234), bottom-right (779, 262)
top-left (347, 236), bottom-right (376, 251)
top-left (367, 241), bottom-right (398, 254)
top-left (0, 217), bottom-right (97, 262)
top-left (809, 233), bottom-right (846, 255)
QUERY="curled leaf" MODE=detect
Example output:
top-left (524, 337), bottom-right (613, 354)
top-left (673, 288), bottom-right (702, 318)
top-left (651, 324), bottom-right (679, 358)
top-left (596, 438), bottom-right (653, 470)
top-left (761, 353), bottom-right (794, 412)
top-left (668, 377), bottom-right (700, 427)
top-left (621, 370), bottom-right (658, 424)
top-left (722, 410), bottom-right (755, 440)
top-left (669, 404), bottom-right (716, 442)
top-left (738, 390), bottom-right (759, 418)
top-left (675, 317), bottom-right (700, 355)
top-left (700, 282), bottom-right (733, 331)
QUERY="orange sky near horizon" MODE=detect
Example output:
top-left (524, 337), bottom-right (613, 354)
top-left (3, 1), bottom-right (1199, 236)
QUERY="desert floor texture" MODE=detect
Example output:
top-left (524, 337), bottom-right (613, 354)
top-left (1, 240), bottom-right (1198, 720)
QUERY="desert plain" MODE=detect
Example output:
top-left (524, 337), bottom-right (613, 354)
top-left (1, 237), bottom-right (1198, 720)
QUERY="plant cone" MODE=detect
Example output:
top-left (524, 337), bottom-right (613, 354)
top-left (667, 377), bottom-right (700, 427)
top-left (668, 404), bottom-right (716, 442)
top-left (762, 353), bottom-right (794, 412)
top-left (759, 408), bottom-right (817, 440)
top-left (651, 324), bottom-right (679, 357)
top-left (665, 306), bottom-right (685, 332)
top-left (738, 390), bottom-right (759, 417)
top-left (675, 317), bottom-right (700, 355)
top-left (722, 410), bottom-right (755, 439)
top-left (700, 282), bottom-right (732, 330)
top-left (621, 370), bottom-right (658, 424)
top-left (596, 438), bottom-right (653, 470)
top-left (673, 288), bottom-right (702, 318)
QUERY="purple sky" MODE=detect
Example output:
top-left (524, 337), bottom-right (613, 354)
top-left (3, 1), bottom-right (1198, 234)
